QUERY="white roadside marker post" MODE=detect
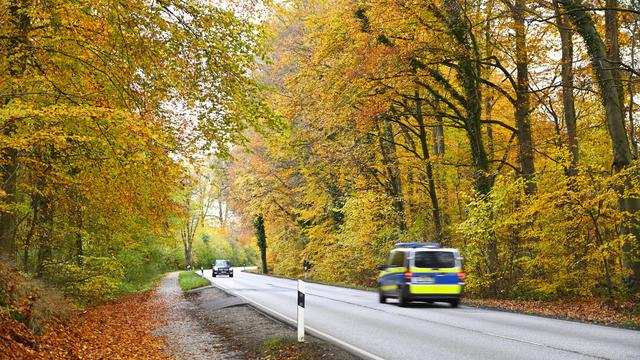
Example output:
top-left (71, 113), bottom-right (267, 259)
top-left (297, 279), bottom-right (305, 342)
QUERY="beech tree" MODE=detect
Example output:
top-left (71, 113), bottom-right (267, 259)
top-left (558, 0), bottom-right (640, 290)
top-left (0, 0), bottom-right (267, 300)
top-left (225, 0), bottom-right (640, 298)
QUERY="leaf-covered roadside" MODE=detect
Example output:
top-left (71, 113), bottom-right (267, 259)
top-left (464, 297), bottom-right (640, 329)
top-left (261, 337), bottom-right (350, 360)
top-left (1, 287), bottom-right (173, 359)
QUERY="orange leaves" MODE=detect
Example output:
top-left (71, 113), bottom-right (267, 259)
top-left (1, 291), bottom-right (173, 359)
top-left (464, 298), bottom-right (640, 329)
top-left (0, 311), bottom-right (39, 359)
top-left (40, 291), bottom-right (172, 360)
top-left (0, 261), bottom-right (172, 359)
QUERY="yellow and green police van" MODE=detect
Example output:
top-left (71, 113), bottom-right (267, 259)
top-left (378, 242), bottom-right (465, 307)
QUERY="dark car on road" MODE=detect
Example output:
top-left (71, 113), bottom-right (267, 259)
top-left (212, 260), bottom-right (233, 277)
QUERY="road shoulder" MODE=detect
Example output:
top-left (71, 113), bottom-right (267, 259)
top-left (158, 271), bottom-right (358, 360)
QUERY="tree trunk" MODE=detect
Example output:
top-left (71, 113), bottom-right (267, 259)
top-left (554, 0), bottom-right (579, 176)
top-left (181, 204), bottom-right (198, 270)
top-left (629, 7), bottom-right (638, 158)
top-left (33, 145), bottom-right (54, 278)
top-left (186, 238), bottom-right (193, 269)
top-left (75, 205), bottom-right (83, 266)
top-left (560, 0), bottom-right (640, 290)
top-left (184, 246), bottom-right (192, 270)
top-left (35, 193), bottom-right (52, 278)
top-left (432, 124), bottom-right (445, 156)
top-left (512, 0), bottom-right (536, 194)
top-left (432, 98), bottom-right (445, 156)
top-left (415, 91), bottom-right (443, 242)
top-left (484, 0), bottom-right (495, 162)
top-left (376, 116), bottom-right (407, 232)
top-left (22, 201), bottom-right (38, 271)
top-left (442, 0), bottom-right (492, 196)
top-left (399, 124), bottom-right (418, 215)
top-left (560, 0), bottom-right (631, 170)
top-left (485, 97), bottom-right (495, 161)
top-left (182, 217), bottom-right (197, 270)
top-left (0, 0), bottom-right (31, 261)
top-left (254, 215), bottom-right (268, 274)
top-left (0, 130), bottom-right (18, 260)
top-left (182, 228), bottom-right (189, 269)
top-left (605, 0), bottom-right (625, 116)
top-left (218, 197), bottom-right (225, 227)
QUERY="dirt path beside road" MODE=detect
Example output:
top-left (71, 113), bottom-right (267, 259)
top-left (154, 272), bottom-right (242, 359)
top-left (154, 272), bottom-right (357, 360)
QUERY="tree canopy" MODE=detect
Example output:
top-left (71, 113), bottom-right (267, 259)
top-left (3, 0), bottom-right (640, 304)
top-left (227, 0), bottom-right (640, 299)
top-left (0, 0), bottom-right (266, 302)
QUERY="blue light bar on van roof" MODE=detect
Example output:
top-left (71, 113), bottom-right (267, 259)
top-left (395, 242), bottom-right (441, 248)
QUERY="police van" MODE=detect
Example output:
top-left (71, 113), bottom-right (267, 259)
top-left (377, 242), bottom-right (465, 307)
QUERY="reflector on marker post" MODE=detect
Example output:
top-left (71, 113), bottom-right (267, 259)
top-left (297, 279), bottom-right (305, 342)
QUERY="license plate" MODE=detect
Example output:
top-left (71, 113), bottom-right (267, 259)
top-left (415, 276), bottom-right (434, 284)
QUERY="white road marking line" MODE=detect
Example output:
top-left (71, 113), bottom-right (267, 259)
top-left (218, 282), bottom-right (386, 360)
top-left (204, 271), bottom-right (611, 360)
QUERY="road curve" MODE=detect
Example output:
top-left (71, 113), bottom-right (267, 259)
top-left (201, 269), bottom-right (640, 360)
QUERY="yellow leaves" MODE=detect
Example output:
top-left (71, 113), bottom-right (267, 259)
top-left (456, 166), bottom-right (637, 299)
top-left (44, 257), bottom-right (125, 305)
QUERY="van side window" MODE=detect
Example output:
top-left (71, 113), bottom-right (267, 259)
top-left (387, 252), bottom-right (395, 267)
top-left (388, 251), bottom-right (405, 267)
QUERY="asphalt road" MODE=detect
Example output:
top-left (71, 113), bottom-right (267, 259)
top-left (202, 269), bottom-right (640, 360)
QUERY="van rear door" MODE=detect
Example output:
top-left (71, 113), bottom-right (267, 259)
top-left (410, 251), bottom-right (461, 294)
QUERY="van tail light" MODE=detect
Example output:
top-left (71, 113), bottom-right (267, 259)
top-left (457, 272), bottom-right (466, 283)
top-left (403, 271), bottom-right (412, 282)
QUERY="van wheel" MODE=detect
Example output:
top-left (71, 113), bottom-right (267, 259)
top-left (212, 272), bottom-right (216, 277)
top-left (397, 286), bottom-right (408, 307)
top-left (449, 299), bottom-right (459, 308)
top-left (378, 289), bottom-right (386, 304)
top-left (229, 273), bottom-right (234, 278)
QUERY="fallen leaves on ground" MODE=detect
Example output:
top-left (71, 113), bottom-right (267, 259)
top-left (261, 342), bottom-right (339, 360)
top-left (464, 297), bottom-right (640, 329)
top-left (0, 311), bottom-right (39, 358)
top-left (1, 290), bottom-right (174, 359)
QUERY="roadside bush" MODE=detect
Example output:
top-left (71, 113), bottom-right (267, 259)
top-left (457, 172), bottom-right (630, 300)
top-left (306, 192), bottom-right (394, 287)
top-left (116, 245), bottom-right (174, 293)
top-left (44, 257), bottom-right (124, 305)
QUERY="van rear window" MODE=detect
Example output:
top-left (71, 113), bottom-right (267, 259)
top-left (414, 251), bottom-right (455, 268)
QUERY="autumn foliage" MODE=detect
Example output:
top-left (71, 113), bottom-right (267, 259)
top-left (0, 0), bottom-right (267, 304)
top-left (0, 263), bottom-right (171, 359)
top-left (2, 0), bottom-right (640, 344)
top-left (227, 0), bottom-right (640, 302)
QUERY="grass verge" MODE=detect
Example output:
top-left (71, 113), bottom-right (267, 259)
top-left (178, 271), bottom-right (211, 291)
